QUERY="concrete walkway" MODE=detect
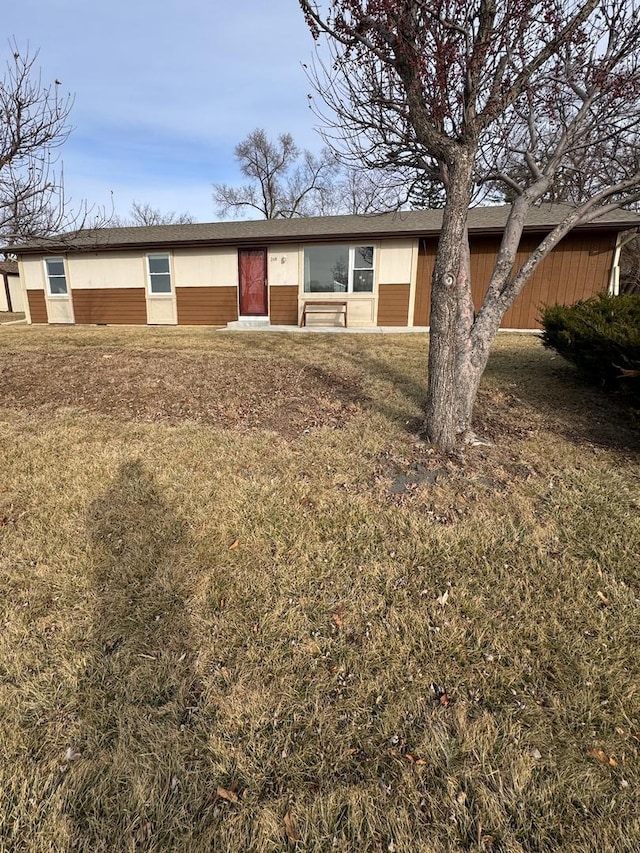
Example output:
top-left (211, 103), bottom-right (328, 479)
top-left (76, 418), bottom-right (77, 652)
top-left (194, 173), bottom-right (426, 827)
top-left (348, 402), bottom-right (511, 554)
top-left (221, 324), bottom-right (431, 334)
top-left (220, 324), bottom-right (539, 334)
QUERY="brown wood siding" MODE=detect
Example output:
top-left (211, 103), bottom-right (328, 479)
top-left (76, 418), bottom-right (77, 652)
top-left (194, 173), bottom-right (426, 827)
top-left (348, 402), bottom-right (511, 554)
top-left (176, 286), bottom-right (238, 326)
top-left (498, 233), bottom-right (615, 329)
top-left (269, 285), bottom-right (298, 325)
top-left (377, 284), bottom-right (411, 326)
top-left (73, 288), bottom-right (147, 324)
top-left (414, 239), bottom-right (437, 325)
top-left (416, 232), bottom-right (616, 330)
top-left (27, 290), bottom-right (48, 324)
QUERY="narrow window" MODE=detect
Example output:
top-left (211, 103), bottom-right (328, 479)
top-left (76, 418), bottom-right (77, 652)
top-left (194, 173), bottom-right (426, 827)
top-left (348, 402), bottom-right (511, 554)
top-left (45, 257), bottom-right (68, 295)
top-left (147, 254), bottom-right (172, 294)
top-left (351, 246), bottom-right (374, 292)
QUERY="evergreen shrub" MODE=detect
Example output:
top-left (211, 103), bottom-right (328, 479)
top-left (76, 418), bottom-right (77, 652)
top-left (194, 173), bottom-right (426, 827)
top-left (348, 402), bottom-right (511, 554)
top-left (541, 293), bottom-right (640, 404)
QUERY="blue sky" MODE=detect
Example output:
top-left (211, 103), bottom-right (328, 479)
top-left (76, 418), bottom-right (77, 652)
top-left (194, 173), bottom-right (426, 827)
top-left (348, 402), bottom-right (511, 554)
top-left (5, 1), bottom-right (322, 222)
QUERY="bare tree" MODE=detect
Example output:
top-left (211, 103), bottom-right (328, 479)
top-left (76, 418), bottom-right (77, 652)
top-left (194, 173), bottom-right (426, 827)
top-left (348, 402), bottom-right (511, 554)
top-left (300, 1), bottom-right (640, 450)
top-left (328, 167), bottom-right (408, 214)
top-left (112, 200), bottom-right (194, 227)
top-left (214, 128), bottom-right (406, 218)
top-left (0, 43), bottom-right (77, 244)
top-left (213, 128), bottom-right (341, 219)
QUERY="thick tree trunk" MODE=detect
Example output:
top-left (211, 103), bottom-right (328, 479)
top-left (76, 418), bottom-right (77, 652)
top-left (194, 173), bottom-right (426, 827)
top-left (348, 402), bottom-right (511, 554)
top-left (425, 157), bottom-right (477, 451)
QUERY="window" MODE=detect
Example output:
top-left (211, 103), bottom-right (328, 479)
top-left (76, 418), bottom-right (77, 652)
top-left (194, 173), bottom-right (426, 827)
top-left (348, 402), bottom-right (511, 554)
top-left (304, 244), bottom-right (374, 293)
top-left (45, 257), bottom-right (68, 295)
top-left (147, 254), bottom-right (172, 294)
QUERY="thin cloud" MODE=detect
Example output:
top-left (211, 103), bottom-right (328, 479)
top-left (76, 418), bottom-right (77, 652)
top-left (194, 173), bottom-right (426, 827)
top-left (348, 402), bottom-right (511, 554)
top-left (4, 0), bottom-right (320, 222)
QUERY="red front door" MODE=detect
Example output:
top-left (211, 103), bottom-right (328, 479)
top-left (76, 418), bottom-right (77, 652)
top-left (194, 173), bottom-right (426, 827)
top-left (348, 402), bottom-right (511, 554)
top-left (238, 248), bottom-right (268, 316)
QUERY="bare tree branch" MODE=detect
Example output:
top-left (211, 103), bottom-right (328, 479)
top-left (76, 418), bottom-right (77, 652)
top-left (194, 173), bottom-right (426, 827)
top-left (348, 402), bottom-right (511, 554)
top-left (111, 200), bottom-right (194, 227)
top-left (0, 41), bottom-right (76, 243)
top-left (300, 0), bottom-right (640, 450)
top-left (213, 127), bottom-right (404, 218)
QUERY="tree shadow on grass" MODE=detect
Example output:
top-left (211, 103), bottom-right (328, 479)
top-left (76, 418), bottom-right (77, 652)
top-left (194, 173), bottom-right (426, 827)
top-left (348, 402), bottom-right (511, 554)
top-left (64, 460), bottom-right (209, 851)
top-left (485, 348), bottom-right (640, 454)
top-left (246, 334), bottom-right (428, 432)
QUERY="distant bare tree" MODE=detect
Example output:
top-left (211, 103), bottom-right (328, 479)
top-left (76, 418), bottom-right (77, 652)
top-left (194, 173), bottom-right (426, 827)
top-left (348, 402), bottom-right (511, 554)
top-left (0, 43), bottom-right (78, 243)
top-left (214, 128), bottom-right (405, 218)
top-left (112, 200), bottom-right (194, 227)
top-left (327, 167), bottom-right (407, 214)
top-left (213, 128), bottom-right (341, 219)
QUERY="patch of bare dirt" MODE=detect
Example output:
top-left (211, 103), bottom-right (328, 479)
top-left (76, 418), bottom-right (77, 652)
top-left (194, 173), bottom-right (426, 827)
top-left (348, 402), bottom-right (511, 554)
top-left (0, 348), bottom-right (367, 437)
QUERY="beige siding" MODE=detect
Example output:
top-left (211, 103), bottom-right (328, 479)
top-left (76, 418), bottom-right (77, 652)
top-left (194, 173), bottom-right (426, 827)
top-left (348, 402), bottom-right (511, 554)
top-left (67, 252), bottom-right (145, 289)
top-left (146, 296), bottom-right (177, 325)
top-left (377, 239), bottom-right (415, 285)
top-left (46, 297), bottom-right (74, 324)
top-left (268, 245), bottom-right (300, 286)
top-left (21, 257), bottom-right (46, 290)
top-left (298, 293), bottom-right (376, 327)
top-left (348, 298), bottom-right (376, 326)
top-left (8, 277), bottom-right (24, 312)
top-left (0, 278), bottom-right (20, 312)
top-left (173, 248), bottom-right (238, 287)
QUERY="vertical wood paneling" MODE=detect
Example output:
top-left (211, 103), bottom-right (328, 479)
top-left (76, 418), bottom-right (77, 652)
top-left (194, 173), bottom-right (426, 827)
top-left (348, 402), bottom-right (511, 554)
top-left (414, 239), bottom-right (437, 325)
top-left (431, 230), bottom-right (617, 330)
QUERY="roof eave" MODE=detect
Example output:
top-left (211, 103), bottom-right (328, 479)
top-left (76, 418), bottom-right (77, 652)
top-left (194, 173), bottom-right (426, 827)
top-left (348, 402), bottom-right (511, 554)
top-left (8, 219), bottom-right (633, 256)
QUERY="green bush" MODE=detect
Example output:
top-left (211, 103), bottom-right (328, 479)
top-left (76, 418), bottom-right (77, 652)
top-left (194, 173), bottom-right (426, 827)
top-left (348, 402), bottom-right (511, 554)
top-left (541, 293), bottom-right (640, 401)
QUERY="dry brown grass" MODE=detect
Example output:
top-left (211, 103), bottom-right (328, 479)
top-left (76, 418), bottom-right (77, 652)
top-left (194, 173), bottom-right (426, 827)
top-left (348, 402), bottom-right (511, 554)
top-left (0, 326), bottom-right (639, 852)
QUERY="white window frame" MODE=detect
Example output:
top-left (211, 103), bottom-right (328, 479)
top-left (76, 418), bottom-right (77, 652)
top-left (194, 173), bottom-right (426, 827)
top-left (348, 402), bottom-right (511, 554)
top-left (303, 244), bottom-right (375, 295)
top-left (146, 253), bottom-right (173, 295)
top-left (349, 245), bottom-right (375, 293)
top-left (44, 257), bottom-right (68, 297)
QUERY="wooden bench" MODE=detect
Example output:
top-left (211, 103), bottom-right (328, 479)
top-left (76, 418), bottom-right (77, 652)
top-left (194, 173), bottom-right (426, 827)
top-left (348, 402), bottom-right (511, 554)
top-left (301, 300), bottom-right (348, 328)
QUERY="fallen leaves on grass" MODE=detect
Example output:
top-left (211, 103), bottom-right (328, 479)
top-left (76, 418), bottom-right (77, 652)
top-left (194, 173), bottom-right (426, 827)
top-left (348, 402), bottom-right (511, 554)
top-left (588, 748), bottom-right (618, 767)
top-left (436, 589), bottom-right (449, 607)
top-left (284, 811), bottom-right (301, 843)
top-left (0, 349), bottom-right (366, 438)
top-left (216, 787), bottom-right (239, 804)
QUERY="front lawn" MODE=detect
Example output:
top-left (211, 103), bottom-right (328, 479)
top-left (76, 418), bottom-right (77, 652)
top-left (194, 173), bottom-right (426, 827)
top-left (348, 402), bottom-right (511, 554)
top-left (1, 326), bottom-right (638, 852)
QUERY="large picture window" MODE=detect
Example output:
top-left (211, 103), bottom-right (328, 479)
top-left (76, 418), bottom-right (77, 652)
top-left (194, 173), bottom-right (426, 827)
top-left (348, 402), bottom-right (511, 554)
top-left (44, 257), bottom-right (68, 295)
top-left (147, 254), bottom-right (172, 294)
top-left (304, 244), bottom-right (374, 293)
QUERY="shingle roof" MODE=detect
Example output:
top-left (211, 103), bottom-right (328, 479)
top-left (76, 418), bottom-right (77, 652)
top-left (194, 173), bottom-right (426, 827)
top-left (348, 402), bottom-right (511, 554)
top-left (0, 260), bottom-right (18, 274)
top-left (8, 203), bottom-right (640, 254)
